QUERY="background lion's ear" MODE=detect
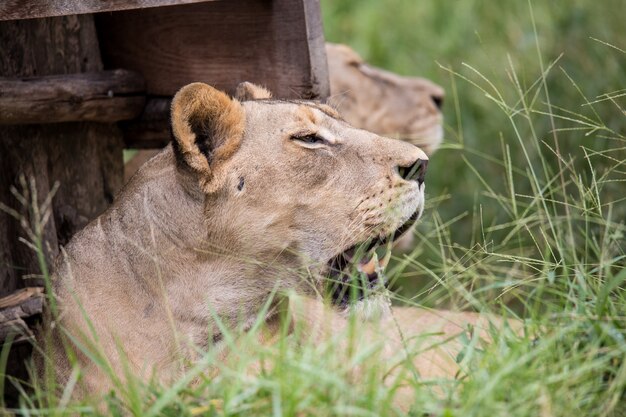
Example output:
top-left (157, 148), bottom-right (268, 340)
top-left (235, 82), bottom-right (273, 101)
top-left (171, 83), bottom-right (245, 192)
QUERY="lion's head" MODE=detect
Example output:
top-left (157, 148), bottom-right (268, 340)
top-left (170, 82), bottom-right (428, 300)
top-left (326, 43), bottom-right (444, 155)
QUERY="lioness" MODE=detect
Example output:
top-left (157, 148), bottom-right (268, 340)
top-left (44, 81), bottom-right (429, 394)
top-left (43, 83), bottom-right (497, 406)
top-left (326, 43), bottom-right (444, 155)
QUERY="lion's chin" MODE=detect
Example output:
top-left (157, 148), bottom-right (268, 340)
top-left (326, 206), bottom-right (423, 308)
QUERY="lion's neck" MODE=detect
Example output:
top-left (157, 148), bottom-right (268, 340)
top-left (75, 147), bottom-right (305, 342)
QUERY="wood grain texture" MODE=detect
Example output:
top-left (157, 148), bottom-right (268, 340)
top-left (97, 0), bottom-right (329, 99)
top-left (0, 70), bottom-right (145, 124)
top-left (0, 287), bottom-right (43, 345)
top-left (0, 287), bottom-right (43, 310)
top-left (0, 15), bottom-right (124, 297)
top-left (0, 0), bottom-right (216, 21)
top-left (121, 97), bottom-right (171, 148)
top-left (0, 287), bottom-right (44, 335)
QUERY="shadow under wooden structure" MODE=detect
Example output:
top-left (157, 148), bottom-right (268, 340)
top-left (0, 0), bottom-right (328, 403)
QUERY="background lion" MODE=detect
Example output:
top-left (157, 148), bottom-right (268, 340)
top-left (326, 43), bottom-right (444, 156)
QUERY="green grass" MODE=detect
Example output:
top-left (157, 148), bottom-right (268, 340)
top-left (2, 1), bottom-right (626, 415)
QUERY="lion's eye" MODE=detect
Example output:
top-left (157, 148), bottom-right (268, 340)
top-left (292, 134), bottom-right (327, 146)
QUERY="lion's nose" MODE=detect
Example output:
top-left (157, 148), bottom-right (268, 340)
top-left (398, 158), bottom-right (428, 186)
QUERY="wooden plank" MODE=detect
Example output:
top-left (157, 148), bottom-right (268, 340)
top-left (0, 289), bottom-right (44, 324)
top-left (0, 287), bottom-right (44, 344)
top-left (97, 0), bottom-right (329, 99)
top-left (0, 0), bottom-right (216, 21)
top-left (0, 287), bottom-right (43, 309)
top-left (122, 98), bottom-right (171, 148)
top-left (0, 70), bottom-right (145, 124)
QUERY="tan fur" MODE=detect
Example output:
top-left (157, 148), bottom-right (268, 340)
top-left (44, 82), bottom-right (429, 399)
top-left (292, 297), bottom-right (520, 413)
top-left (224, 296), bottom-right (519, 412)
top-left (287, 296), bottom-right (516, 380)
top-left (326, 43), bottom-right (445, 155)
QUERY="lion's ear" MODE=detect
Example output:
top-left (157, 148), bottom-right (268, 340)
top-left (234, 82), bottom-right (272, 101)
top-left (171, 83), bottom-right (245, 192)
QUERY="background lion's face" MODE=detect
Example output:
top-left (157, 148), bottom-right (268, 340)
top-left (326, 43), bottom-right (444, 155)
top-left (212, 99), bottom-right (428, 270)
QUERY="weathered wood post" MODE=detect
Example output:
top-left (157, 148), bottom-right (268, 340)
top-left (0, 15), bottom-right (131, 297)
top-left (0, 14), bottom-right (141, 403)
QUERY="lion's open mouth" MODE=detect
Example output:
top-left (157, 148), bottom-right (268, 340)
top-left (327, 210), bottom-right (420, 306)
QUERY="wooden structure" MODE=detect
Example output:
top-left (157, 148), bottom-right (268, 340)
top-left (0, 70), bottom-right (146, 125)
top-left (0, 0), bottom-right (329, 400)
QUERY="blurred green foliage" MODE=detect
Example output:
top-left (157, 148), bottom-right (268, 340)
top-left (322, 0), bottom-right (626, 305)
top-left (322, 0), bottom-right (625, 227)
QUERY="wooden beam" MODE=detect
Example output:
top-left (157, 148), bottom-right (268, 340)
top-left (0, 286), bottom-right (43, 310)
top-left (96, 0), bottom-right (330, 99)
top-left (0, 0), bottom-right (217, 21)
top-left (0, 70), bottom-right (145, 125)
top-left (0, 287), bottom-right (44, 344)
top-left (122, 98), bottom-right (171, 148)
